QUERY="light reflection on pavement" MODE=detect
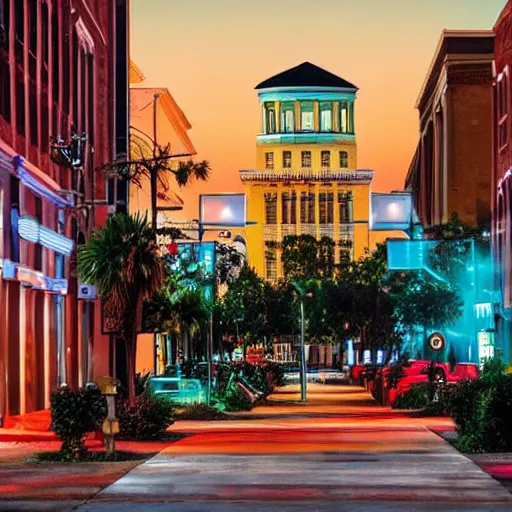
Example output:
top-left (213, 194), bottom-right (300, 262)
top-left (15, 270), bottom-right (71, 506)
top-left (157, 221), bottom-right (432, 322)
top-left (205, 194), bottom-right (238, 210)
top-left (77, 384), bottom-right (512, 511)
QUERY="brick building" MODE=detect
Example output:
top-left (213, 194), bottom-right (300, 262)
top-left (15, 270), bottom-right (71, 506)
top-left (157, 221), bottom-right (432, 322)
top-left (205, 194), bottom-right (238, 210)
top-left (405, 30), bottom-right (494, 228)
top-left (492, 1), bottom-right (512, 363)
top-left (0, 0), bottom-right (129, 420)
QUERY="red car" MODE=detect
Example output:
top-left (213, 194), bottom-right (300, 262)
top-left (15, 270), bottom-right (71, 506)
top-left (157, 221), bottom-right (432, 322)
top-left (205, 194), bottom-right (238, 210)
top-left (387, 360), bottom-right (479, 406)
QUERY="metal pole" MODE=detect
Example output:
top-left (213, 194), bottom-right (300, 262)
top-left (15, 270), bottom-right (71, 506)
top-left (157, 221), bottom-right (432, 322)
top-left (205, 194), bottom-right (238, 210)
top-left (300, 299), bottom-right (307, 402)
top-left (151, 94), bottom-right (159, 231)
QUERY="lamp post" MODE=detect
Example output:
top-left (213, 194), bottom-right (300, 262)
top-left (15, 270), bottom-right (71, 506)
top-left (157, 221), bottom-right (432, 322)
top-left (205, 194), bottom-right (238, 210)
top-left (298, 291), bottom-right (313, 403)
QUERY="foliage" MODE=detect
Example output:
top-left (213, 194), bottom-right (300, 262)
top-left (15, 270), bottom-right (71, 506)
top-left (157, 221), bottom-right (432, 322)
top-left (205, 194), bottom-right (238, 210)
top-left (174, 403), bottom-right (231, 421)
top-left (104, 139), bottom-right (210, 191)
top-left (144, 274), bottom-right (210, 340)
top-left (117, 392), bottom-right (175, 440)
top-left (50, 387), bottom-right (106, 459)
top-left (220, 384), bottom-right (253, 412)
top-left (135, 372), bottom-right (152, 396)
top-left (78, 213), bottom-right (165, 405)
top-left (480, 357), bottom-right (507, 385)
top-left (220, 266), bottom-right (269, 345)
top-left (282, 235), bottom-right (319, 280)
top-left (215, 243), bottom-right (246, 285)
top-left (27, 451), bottom-right (151, 463)
top-left (392, 383), bottom-right (434, 410)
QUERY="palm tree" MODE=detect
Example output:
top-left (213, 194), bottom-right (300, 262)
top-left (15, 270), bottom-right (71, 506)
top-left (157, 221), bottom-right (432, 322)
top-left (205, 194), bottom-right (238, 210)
top-left (144, 276), bottom-right (210, 361)
top-left (78, 213), bottom-right (165, 406)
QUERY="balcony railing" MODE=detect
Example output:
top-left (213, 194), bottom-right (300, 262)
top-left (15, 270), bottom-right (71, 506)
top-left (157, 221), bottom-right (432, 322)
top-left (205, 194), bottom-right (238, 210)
top-left (240, 169), bottom-right (374, 183)
top-left (319, 224), bottom-right (334, 238)
top-left (281, 224), bottom-right (297, 237)
top-left (263, 224), bottom-right (279, 241)
top-left (300, 223), bottom-right (316, 236)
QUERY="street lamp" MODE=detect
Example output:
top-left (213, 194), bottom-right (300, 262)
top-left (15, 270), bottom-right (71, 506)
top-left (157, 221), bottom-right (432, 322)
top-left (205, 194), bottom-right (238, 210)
top-left (299, 291), bottom-right (313, 402)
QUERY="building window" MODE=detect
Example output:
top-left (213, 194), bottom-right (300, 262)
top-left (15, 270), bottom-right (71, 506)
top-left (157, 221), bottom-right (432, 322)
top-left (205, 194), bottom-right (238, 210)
top-left (338, 191), bottom-right (353, 223)
top-left (264, 193), bottom-right (277, 224)
top-left (300, 192), bottom-right (316, 224)
top-left (265, 250), bottom-right (277, 282)
top-left (339, 101), bottom-right (354, 134)
top-left (319, 192), bottom-right (334, 224)
top-left (320, 102), bottom-right (333, 132)
top-left (281, 102), bottom-right (294, 133)
top-left (265, 152), bottom-right (274, 170)
top-left (301, 151), bottom-right (312, 168)
top-left (265, 102), bottom-right (276, 134)
top-left (321, 151), bottom-right (330, 168)
top-left (52, 7), bottom-right (60, 103)
top-left (339, 151), bottom-right (349, 168)
top-left (283, 151), bottom-right (292, 169)
top-left (497, 68), bottom-right (510, 151)
top-left (300, 102), bottom-right (314, 131)
top-left (282, 192), bottom-right (297, 224)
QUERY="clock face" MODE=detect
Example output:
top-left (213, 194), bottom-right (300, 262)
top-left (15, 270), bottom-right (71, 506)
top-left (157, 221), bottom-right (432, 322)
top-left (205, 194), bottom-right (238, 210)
top-left (428, 332), bottom-right (445, 352)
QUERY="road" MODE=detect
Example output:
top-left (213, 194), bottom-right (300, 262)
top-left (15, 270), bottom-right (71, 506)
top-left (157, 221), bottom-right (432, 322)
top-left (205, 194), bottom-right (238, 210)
top-left (70, 384), bottom-right (512, 512)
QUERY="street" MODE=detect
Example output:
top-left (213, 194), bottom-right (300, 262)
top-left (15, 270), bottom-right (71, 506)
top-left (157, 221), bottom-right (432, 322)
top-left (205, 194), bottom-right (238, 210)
top-left (69, 384), bottom-right (511, 512)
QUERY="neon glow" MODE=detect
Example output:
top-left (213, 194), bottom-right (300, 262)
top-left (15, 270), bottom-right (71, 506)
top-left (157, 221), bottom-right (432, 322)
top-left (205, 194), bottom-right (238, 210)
top-left (18, 216), bottom-right (74, 256)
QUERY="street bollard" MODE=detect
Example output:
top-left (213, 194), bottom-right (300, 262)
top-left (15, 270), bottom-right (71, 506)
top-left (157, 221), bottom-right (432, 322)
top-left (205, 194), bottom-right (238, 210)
top-left (96, 376), bottom-right (119, 456)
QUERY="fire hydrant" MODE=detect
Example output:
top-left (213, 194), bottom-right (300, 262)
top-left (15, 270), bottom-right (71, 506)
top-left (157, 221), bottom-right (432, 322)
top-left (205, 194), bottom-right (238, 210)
top-left (96, 376), bottom-right (119, 456)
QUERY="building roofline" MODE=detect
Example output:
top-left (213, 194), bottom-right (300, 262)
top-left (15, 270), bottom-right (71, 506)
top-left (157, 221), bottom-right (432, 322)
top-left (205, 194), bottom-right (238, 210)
top-left (130, 87), bottom-right (196, 156)
top-left (415, 29), bottom-right (495, 109)
top-left (129, 61), bottom-right (146, 84)
top-left (494, 0), bottom-right (512, 30)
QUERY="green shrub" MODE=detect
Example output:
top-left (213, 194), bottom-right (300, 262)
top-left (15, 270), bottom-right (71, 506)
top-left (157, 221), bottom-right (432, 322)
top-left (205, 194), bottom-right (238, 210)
top-left (480, 357), bottom-right (506, 385)
top-left (220, 384), bottom-right (253, 412)
top-left (50, 387), bottom-right (106, 459)
top-left (117, 392), bottom-right (175, 440)
top-left (392, 383), bottom-right (436, 410)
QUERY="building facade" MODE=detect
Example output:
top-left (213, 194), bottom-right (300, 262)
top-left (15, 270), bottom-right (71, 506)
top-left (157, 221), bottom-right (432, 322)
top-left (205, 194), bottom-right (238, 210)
top-left (240, 62), bottom-right (373, 282)
top-left (0, 0), bottom-right (129, 420)
top-left (492, 0), bottom-right (512, 363)
top-left (405, 31), bottom-right (494, 228)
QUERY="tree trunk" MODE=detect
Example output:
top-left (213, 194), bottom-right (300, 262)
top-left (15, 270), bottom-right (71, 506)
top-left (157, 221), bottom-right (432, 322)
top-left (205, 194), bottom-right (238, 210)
top-left (125, 332), bottom-right (137, 408)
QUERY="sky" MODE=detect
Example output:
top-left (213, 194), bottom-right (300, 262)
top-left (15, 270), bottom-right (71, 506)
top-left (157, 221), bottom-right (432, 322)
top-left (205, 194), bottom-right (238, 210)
top-left (131, 0), bottom-right (507, 218)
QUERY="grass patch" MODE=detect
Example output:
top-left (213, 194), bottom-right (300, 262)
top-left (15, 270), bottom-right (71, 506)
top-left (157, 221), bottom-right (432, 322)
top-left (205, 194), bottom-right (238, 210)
top-left (25, 450), bottom-right (154, 463)
top-left (174, 403), bottom-right (232, 421)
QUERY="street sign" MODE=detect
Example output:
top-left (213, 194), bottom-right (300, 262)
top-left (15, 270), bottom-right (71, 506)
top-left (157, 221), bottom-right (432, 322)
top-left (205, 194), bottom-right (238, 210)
top-left (428, 332), bottom-right (445, 351)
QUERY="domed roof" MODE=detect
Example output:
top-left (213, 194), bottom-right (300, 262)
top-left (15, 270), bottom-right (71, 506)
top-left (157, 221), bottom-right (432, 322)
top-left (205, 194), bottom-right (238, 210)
top-left (255, 62), bottom-right (357, 90)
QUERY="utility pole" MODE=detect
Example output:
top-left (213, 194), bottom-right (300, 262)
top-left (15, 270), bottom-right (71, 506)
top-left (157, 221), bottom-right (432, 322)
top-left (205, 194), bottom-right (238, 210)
top-left (151, 93), bottom-right (160, 231)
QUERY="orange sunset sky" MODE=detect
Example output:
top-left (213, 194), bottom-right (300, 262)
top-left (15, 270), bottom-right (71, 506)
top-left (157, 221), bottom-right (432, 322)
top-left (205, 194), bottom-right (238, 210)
top-left (131, 0), bottom-right (507, 219)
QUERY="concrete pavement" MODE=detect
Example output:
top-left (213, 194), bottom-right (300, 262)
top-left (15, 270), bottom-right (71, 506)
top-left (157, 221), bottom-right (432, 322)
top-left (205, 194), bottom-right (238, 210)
top-left (74, 384), bottom-right (512, 512)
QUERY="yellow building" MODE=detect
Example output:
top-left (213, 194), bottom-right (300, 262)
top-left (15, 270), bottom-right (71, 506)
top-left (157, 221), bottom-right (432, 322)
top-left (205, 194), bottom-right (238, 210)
top-left (240, 62), bottom-right (374, 281)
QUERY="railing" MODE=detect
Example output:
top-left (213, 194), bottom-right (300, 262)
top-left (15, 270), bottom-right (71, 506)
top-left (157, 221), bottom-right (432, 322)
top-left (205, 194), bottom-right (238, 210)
top-left (263, 224), bottom-right (279, 241)
top-left (300, 223), bottom-right (316, 236)
top-left (240, 169), bottom-right (374, 183)
top-left (319, 224), bottom-right (334, 238)
top-left (281, 224), bottom-right (297, 237)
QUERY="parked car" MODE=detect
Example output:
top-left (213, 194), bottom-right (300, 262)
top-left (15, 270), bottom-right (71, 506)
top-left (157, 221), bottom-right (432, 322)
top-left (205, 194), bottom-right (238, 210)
top-left (385, 360), bottom-right (479, 406)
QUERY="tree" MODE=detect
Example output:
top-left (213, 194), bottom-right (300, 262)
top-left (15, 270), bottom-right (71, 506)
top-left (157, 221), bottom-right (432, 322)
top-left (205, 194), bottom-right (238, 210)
top-left (220, 266), bottom-right (268, 351)
top-left (78, 213), bottom-right (165, 406)
top-left (281, 235), bottom-right (320, 280)
top-left (144, 274), bottom-right (210, 360)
